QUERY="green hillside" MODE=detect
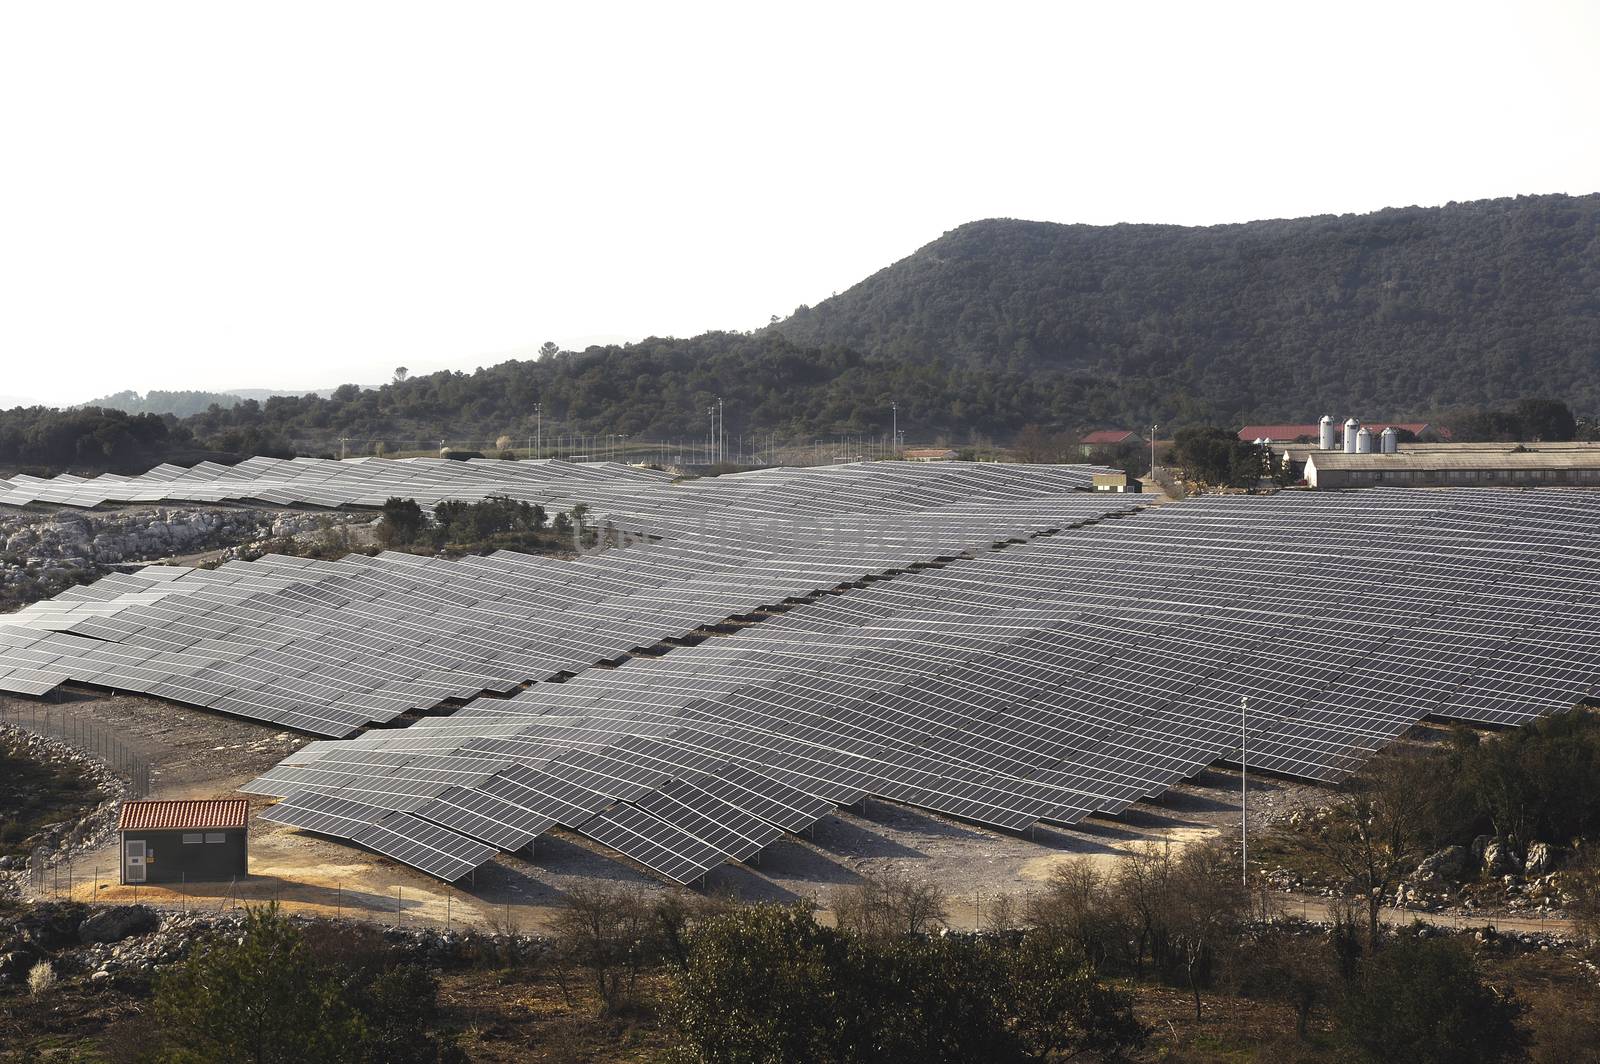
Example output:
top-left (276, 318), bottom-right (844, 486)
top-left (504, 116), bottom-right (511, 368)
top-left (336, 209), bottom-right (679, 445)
top-left (5, 195), bottom-right (1598, 472)
top-left (774, 193), bottom-right (1600, 421)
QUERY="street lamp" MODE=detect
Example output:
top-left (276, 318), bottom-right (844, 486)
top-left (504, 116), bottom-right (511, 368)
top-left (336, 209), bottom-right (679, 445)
top-left (1241, 695), bottom-right (1249, 886)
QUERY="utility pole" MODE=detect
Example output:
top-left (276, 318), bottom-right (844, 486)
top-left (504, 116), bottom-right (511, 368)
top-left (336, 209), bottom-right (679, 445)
top-left (339, 436), bottom-right (349, 460)
top-left (1150, 424), bottom-right (1158, 479)
top-left (1241, 695), bottom-right (1248, 887)
top-left (717, 397), bottom-right (725, 465)
top-left (535, 403), bottom-right (542, 459)
top-left (892, 401), bottom-right (898, 458)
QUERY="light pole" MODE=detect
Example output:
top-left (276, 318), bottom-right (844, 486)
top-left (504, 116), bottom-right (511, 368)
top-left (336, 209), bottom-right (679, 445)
top-left (1241, 695), bottom-right (1248, 887)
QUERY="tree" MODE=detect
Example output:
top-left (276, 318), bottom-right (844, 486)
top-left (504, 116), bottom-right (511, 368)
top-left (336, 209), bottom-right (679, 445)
top-left (1563, 843), bottom-right (1600, 946)
top-left (831, 869), bottom-right (948, 942)
top-left (149, 904), bottom-right (364, 1064)
top-left (1008, 938), bottom-right (1146, 1061)
top-left (1169, 427), bottom-right (1257, 487)
top-left (1025, 857), bottom-right (1123, 970)
top-left (392, 367), bottom-right (409, 384)
top-left (1337, 937), bottom-right (1529, 1063)
top-left (1319, 749), bottom-right (1432, 945)
top-left (1167, 841), bottom-right (1249, 1020)
top-left (671, 904), bottom-right (847, 1064)
top-left (538, 341), bottom-right (560, 360)
top-left (376, 497), bottom-right (426, 546)
top-left (1450, 709), bottom-right (1600, 853)
top-left (671, 903), bottom-right (1145, 1064)
top-left (1510, 399), bottom-right (1576, 441)
top-left (1112, 841), bottom-right (1178, 976)
top-left (550, 882), bottom-right (654, 1014)
top-left (1011, 424), bottom-right (1077, 464)
top-left (338, 959), bottom-right (464, 1064)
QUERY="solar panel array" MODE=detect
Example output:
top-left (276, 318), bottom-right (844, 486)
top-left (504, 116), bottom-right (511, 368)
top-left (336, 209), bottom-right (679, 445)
top-left (242, 488), bottom-right (1600, 883)
top-left (0, 456), bottom-right (670, 510)
top-left (0, 455), bottom-right (1111, 519)
top-left (0, 463), bottom-right (1133, 737)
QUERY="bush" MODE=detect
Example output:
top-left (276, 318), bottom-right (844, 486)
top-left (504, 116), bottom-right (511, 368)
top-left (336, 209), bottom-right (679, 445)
top-left (670, 903), bottom-right (1145, 1064)
top-left (147, 904), bottom-right (462, 1064)
top-left (550, 882), bottom-right (655, 1014)
top-left (831, 869), bottom-right (947, 942)
top-left (26, 959), bottom-right (55, 996)
top-left (1337, 937), bottom-right (1529, 1063)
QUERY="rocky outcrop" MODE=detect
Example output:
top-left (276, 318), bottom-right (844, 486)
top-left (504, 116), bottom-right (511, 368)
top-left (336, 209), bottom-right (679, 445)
top-left (1524, 841), bottom-right (1556, 877)
top-left (0, 507), bottom-right (365, 610)
top-left (0, 903), bottom-right (554, 985)
top-left (78, 905), bottom-right (161, 945)
top-left (0, 724), bottom-right (127, 896)
top-left (1482, 840), bottom-right (1516, 876)
top-left (1413, 845), bottom-right (1469, 884)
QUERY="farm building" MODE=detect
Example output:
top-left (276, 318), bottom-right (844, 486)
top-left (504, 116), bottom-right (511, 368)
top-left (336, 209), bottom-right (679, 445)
top-left (1079, 430), bottom-right (1142, 455)
top-left (1237, 421), bottom-right (1446, 444)
top-left (118, 799), bottom-right (249, 885)
top-left (1303, 450), bottom-right (1600, 489)
top-left (1091, 471), bottom-right (1143, 493)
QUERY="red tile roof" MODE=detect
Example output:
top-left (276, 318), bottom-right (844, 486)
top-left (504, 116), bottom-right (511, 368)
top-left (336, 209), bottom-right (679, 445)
top-left (1236, 422), bottom-right (1443, 442)
top-left (1236, 424), bottom-right (1321, 442)
top-left (1080, 430), bottom-right (1140, 445)
top-left (118, 799), bottom-right (249, 832)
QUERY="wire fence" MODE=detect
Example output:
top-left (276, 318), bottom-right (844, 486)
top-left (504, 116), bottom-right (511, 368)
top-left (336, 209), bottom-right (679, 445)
top-left (1, 700), bottom-right (151, 797)
top-left (31, 861), bottom-right (534, 935)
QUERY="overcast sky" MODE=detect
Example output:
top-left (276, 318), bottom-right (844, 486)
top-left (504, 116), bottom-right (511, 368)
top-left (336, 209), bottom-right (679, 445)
top-left (3, 1), bottom-right (1597, 406)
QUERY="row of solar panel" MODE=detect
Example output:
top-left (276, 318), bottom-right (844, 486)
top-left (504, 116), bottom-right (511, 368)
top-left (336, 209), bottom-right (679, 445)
top-left (249, 489), bottom-right (1600, 883)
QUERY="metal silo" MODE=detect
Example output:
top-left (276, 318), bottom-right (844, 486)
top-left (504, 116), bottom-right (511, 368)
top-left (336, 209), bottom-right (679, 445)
top-left (1380, 426), bottom-right (1399, 454)
top-left (1356, 427), bottom-right (1374, 453)
top-left (1343, 418), bottom-right (1361, 453)
top-left (1319, 415), bottom-right (1337, 450)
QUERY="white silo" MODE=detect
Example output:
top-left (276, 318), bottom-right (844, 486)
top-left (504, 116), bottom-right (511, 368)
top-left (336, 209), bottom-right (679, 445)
top-left (1319, 415), bottom-right (1337, 450)
top-left (1356, 427), bottom-right (1374, 453)
top-left (1380, 426), bottom-right (1399, 454)
top-left (1343, 418), bottom-right (1361, 453)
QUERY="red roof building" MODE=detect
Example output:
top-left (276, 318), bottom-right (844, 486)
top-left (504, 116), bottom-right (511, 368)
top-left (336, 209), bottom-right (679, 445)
top-left (118, 799), bottom-right (250, 832)
top-left (1079, 429), bottom-right (1142, 447)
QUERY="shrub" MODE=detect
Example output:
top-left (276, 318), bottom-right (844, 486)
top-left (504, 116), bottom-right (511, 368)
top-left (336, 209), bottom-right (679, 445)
top-left (1337, 937), bottom-right (1529, 1063)
top-left (27, 959), bottom-right (55, 996)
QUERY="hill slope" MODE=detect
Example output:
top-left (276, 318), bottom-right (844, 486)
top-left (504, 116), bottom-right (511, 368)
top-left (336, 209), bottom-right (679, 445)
top-left (776, 193), bottom-right (1600, 419)
top-left (8, 195), bottom-right (1598, 472)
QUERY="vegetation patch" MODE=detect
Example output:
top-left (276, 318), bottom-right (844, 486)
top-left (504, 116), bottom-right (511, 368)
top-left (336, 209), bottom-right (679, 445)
top-left (0, 733), bottom-right (104, 861)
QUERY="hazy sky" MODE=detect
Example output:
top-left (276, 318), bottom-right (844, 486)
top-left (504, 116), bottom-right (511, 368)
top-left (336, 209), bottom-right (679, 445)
top-left (3, 1), bottom-right (1597, 406)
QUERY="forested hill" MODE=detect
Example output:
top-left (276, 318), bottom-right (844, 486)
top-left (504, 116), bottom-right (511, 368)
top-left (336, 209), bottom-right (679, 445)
top-left (5, 195), bottom-right (1598, 472)
top-left (775, 193), bottom-right (1600, 418)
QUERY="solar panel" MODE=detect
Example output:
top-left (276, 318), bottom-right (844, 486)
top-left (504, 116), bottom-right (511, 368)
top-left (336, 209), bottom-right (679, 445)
top-left (350, 811), bottom-right (498, 882)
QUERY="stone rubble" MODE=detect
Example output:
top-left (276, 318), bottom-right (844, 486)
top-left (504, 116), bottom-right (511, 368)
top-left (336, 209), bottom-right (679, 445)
top-left (1, 902), bottom-right (553, 987)
top-left (0, 723), bottom-right (127, 898)
top-left (0, 506), bottom-right (367, 608)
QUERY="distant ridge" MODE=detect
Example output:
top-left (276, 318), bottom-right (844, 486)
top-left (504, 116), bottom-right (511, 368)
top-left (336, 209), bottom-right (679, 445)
top-left (27, 193), bottom-right (1600, 455)
top-left (774, 192), bottom-right (1600, 420)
